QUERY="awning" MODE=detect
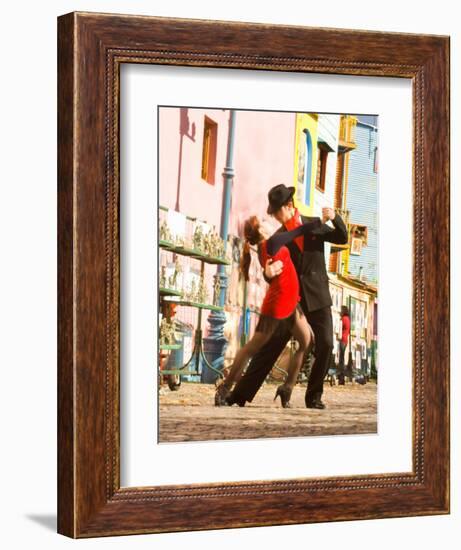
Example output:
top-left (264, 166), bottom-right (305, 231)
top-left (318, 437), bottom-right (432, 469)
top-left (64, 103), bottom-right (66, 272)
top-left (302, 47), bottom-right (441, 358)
top-left (318, 139), bottom-right (335, 152)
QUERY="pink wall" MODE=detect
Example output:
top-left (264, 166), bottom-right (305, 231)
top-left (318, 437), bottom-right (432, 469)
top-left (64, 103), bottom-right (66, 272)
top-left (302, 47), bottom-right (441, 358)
top-left (230, 111), bottom-right (296, 235)
top-left (159, 108), bottom-right (229, 231)
top-left (159, 107), bottom-right (296, 237)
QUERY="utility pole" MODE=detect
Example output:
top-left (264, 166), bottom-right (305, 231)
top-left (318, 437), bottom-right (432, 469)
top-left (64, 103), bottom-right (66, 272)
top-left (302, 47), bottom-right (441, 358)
top-left (202, 110), bottom-right (236, 382)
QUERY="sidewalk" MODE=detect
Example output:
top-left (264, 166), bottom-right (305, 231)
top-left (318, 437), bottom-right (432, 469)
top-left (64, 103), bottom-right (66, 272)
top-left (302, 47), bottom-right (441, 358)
top-left (158, 381), bottom-right (377, 443)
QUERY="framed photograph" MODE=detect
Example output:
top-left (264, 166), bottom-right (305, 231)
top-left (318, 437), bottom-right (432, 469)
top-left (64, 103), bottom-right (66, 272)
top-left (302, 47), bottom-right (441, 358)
top-left (58, 12), bottom-right (450, 537)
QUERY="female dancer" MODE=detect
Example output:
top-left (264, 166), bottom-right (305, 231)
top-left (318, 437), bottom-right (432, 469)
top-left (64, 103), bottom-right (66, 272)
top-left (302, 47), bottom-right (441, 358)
top-left (215, 215), bottom-right (320, 408)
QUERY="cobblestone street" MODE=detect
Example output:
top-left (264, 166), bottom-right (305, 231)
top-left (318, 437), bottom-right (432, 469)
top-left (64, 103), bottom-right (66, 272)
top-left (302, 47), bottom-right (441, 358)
top-left (158, 381), bottom-right (377, 443)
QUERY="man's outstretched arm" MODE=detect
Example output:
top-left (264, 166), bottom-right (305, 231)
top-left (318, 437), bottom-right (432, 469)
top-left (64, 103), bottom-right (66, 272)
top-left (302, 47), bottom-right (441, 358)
top-left (321, 207), bottom-right (348, 245)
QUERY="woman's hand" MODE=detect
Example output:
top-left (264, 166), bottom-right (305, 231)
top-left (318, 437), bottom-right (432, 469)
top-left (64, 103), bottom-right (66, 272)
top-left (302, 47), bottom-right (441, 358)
top-left (265, 259), bottom-right (283, 279)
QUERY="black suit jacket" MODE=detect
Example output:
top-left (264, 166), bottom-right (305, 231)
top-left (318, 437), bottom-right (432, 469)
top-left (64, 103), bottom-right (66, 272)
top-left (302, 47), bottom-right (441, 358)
top-left (272, 214), bottom-right (348, 313)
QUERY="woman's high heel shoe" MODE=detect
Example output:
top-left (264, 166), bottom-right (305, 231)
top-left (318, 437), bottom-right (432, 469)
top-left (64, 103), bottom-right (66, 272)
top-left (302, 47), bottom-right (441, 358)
top-left (274, 384), bottom-right (292, 408)
top-left (215, 383), bottom-right (231, 406)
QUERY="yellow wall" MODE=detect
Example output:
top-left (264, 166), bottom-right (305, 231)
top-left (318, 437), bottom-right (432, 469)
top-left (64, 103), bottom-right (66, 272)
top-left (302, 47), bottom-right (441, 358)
top-left (292, 113), bottom-right (318, 216)
top-left (343, 245), bottom-right (350, 275)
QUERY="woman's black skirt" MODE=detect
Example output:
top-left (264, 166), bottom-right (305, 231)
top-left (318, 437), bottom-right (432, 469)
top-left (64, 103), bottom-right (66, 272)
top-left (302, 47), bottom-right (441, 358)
top-left (254, 303), bottom-right (304, 340)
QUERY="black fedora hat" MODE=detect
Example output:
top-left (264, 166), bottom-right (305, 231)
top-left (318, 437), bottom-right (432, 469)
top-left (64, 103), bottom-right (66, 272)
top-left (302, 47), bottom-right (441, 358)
top-left (267, 184), bottom-right (295, 215)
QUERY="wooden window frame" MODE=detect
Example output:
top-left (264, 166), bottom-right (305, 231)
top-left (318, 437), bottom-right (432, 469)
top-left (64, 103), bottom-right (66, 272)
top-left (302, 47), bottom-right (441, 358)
top-left (201, 116), bottom-right (218, 184)
top-left (315, 144), bottom-right (329, 192)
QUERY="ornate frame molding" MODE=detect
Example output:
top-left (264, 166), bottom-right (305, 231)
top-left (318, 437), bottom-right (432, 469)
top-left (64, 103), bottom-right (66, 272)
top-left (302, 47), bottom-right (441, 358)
top-left (58, 12), bottom-right (449, 537)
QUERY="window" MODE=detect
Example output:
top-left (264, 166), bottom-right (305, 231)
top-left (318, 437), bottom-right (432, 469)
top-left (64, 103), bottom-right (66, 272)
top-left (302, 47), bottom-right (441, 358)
top-left (350, 224), bottom-right (368, 246)
top-left (315, 145), bottom-right (329, 192)
top-left (201, 117), bottom-right (218, 184)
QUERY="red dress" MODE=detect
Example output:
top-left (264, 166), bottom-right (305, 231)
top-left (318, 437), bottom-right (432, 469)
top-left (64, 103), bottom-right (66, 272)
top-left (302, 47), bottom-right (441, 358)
top-left (258, 240), bottom-right (300, 319)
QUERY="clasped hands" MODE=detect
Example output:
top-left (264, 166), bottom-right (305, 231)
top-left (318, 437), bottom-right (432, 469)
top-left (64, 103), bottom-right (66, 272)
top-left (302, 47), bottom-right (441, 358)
top-left (264, 207), bottom-right (335, 279)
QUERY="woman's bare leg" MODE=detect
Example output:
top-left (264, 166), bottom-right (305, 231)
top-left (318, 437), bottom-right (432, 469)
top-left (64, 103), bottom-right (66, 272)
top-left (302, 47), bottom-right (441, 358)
top-left (284, 312), bottom-right (313, 390)
top-left (222, 331), bottom-right (272, 389)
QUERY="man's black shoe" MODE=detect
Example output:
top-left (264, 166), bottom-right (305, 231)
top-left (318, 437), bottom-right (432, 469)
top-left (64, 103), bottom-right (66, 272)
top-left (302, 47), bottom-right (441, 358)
top-left (305, 393), bottom-right (326, 409)
top-left (225, 392), bottom-right (246, 407)
top-left (305, 400), bottom-right (326, 409)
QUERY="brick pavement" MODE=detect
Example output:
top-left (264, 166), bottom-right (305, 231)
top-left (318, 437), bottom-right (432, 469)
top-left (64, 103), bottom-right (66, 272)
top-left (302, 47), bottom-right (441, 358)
top-left (158, 381), bottom-right (377, 442)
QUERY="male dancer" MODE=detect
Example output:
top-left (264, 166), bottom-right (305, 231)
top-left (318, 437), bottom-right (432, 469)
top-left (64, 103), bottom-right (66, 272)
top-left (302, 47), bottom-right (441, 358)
top-left (228, 184), bottom-right (348, 409)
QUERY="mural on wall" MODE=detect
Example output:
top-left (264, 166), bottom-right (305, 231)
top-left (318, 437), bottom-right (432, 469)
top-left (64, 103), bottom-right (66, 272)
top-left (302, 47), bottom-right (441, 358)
top-left (350, 297), bottom-right (367, 339)
top-left (330, 284), bottom-right (344, 342)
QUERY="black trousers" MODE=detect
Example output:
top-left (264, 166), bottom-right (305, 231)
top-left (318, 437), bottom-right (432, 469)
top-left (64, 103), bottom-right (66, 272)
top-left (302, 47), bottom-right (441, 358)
top-left (338, 341), bottom-right (346, 373)
top-left (231, 304), bottom-right (333, 403)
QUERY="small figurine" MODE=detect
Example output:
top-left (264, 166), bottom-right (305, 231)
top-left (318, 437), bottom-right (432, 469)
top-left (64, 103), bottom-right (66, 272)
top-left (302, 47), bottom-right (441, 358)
top-left (205, 230), bottom-right (224, 258)
top-left (216, 235), bottom-right (225, 258)
top-left (159, 317), bottom-right (177, 346)
top-left (213, 276), bottom-right (221, 306)
top-left (185, 279), bottom-right (197, 302)
top-left (175, 233), bottom-right (185, 248)
top-left (203, 231), bottom-right (212, 257)
top-left (197, 276), bottom-right (208, 304)
top-left (170, 257), bottom-right (182, 290)
top-left (193, 224), bottom-right (204, 252)
top-left (159, 220), bottom-right (172, 243)
top-left (159, 266), bottom-right (167, 288)
top-left (209, 231), bottom-right (217, 257)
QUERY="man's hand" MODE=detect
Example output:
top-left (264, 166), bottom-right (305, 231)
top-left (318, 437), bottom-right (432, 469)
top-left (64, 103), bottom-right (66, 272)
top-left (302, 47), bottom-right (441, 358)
top-left (265, 259), bottom-right (283, 279)
top-left (322, 207), bottom-right (336, 223)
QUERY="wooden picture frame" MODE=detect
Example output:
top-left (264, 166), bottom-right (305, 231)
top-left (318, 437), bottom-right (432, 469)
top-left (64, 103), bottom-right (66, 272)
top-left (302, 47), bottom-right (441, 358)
top-left (57, 12), bottom-right (450, 538)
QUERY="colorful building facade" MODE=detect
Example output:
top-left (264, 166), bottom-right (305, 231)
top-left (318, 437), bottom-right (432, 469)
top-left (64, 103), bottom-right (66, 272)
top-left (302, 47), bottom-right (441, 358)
top-left (327, 118), bottom-right (379, 376)
top-left (344, 120), bottom-right (379, 283)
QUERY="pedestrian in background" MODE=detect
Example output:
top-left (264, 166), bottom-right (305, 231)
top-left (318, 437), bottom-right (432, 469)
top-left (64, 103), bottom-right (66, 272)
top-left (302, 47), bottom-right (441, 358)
top-left (337, 305), bottom-right (350, 385)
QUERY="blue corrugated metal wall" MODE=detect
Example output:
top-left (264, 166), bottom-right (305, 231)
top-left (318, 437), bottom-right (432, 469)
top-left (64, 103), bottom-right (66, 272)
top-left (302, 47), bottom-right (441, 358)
top-left (346, 122), bottom-right (378, 283)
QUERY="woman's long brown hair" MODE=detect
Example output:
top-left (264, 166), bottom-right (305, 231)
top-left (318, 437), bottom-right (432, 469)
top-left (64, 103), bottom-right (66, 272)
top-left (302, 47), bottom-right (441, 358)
top-left (240, 216), bottom-right (263, 282)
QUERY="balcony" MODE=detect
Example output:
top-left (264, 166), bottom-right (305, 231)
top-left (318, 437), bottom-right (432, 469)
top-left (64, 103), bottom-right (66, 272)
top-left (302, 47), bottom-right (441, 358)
top-left (338, 115), bottom-right (357, 153)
